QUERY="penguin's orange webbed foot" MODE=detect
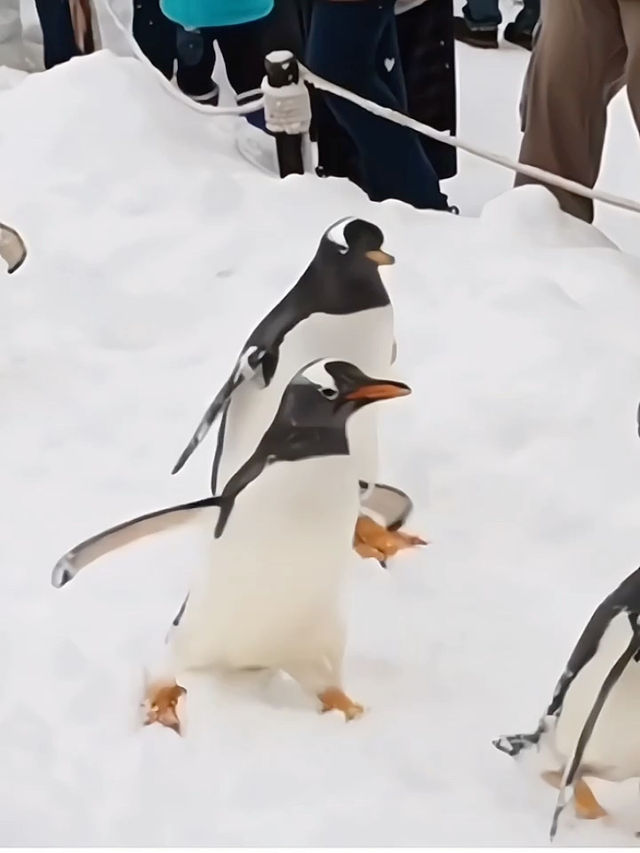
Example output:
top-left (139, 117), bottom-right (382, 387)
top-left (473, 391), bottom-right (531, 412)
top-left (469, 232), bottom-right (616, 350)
top-left (573, 780), bottom-right (607, 820)
top-left (354, 515), bottom-right (427, 564)
top-left (319, 687), bottom-right (365, 721)
top-left (142, 682), bottom-right (186, 735)
top-left (541, 771), bottom-right (607, 821)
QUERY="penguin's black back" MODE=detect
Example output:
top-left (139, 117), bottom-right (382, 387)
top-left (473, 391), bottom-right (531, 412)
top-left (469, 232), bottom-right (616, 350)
top-left (548, 566), bottom-right (640, 716)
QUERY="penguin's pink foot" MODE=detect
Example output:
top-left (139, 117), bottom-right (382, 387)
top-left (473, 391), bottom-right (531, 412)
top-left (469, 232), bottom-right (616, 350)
top-left (319, 687), bottom-right (365, 721)
top-left (541, 771), bottom-right (607, 820)
top-left (354, 515), bottom-right (427, 563)
top-left (142, 681), bottom-right (186, 735)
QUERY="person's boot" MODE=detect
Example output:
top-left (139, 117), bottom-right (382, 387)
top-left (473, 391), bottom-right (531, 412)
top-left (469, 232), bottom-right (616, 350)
top-left (453, 16), bottom-right (498, 49)
top-left (503, 22), bottom-right (533, 50)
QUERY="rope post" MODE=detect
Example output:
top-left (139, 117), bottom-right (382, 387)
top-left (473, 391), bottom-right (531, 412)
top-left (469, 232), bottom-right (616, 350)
top-left (263, 51), bottom-right (310, 178)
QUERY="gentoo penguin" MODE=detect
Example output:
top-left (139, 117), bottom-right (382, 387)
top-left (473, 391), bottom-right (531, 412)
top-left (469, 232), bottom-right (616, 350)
top-left (52, 359), bottom-right (411, 733)
top-left (493, 565), bottom-right (640, 838)
top-left (171, 216), bottom-right (424, 562)
top-left (0, 222), bottom-right (26, 273)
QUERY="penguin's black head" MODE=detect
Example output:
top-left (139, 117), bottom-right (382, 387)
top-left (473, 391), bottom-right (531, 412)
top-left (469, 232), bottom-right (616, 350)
top-left (284, 358), bottom-right (410, 426)
top-left (323, 217), bottom-right (395, 267)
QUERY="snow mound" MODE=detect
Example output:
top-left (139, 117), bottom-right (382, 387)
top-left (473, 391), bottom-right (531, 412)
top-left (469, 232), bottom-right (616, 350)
top-left (2, 51), bottom-right (640, 845)
top-left (480, 184), bottom-right (618, 250)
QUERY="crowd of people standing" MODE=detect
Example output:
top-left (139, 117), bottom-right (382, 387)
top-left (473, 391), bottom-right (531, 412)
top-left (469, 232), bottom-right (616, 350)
top-left (8, 0), bottom-right (640, 225)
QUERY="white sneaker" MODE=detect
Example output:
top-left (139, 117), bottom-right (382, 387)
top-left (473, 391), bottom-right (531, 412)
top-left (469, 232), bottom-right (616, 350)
top-left (235, 119), bottom-right (279, 177)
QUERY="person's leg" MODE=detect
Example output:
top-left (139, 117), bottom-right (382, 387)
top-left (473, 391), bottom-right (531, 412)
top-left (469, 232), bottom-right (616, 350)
top-left (462, 0), bottom-right (500, 29)
top-left (375, 15), bottom-right (408, 109)
top-left (175, 27), bottom-right (218, 101)
top-left (262, 0), bottom-right (305, 57)
top-left (512, 0), bottom-right (540, 34)
top-left (454, 0), bottom-right (498, 48)
top-left (307, 0), bottom-right (449, 210)
top-left (515, 0), bottom-right (627, 222)
top-left (395, 0), bottom-right (457, 180)
top-left (618, 0), bottom-right (640, 133)
top-left (34, 0), bottom-right (79, 68)
top-left (215, 18), bottom-right (269, 129)
top-left (132, 0), bottom-right (175, 79)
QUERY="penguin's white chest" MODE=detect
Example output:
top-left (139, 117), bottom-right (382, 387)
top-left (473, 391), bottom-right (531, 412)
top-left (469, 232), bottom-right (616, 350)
top-left (218, 307), bottom-right (395, 487)
top-left (553, 612), bottom-right (640, 781)
top-left (172, 456), bottom-right (360, 671)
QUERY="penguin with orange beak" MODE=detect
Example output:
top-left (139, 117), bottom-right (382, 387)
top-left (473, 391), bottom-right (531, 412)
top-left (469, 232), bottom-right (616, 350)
top-left (172, 217), bottom-right (425, 564)
top-left (53, 359), bottom-right (411, 733)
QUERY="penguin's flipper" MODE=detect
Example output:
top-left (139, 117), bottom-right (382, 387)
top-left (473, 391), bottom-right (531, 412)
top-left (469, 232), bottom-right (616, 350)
top-left (0, 222), bottom-right (27, 274)
top-left (172, 346), bottom-right (271, 476)
top-left (51, 497), bottom-right (221, 588)
top-left (549, 628), bottom-right (640, 840)
top-left (358, 481), bottom-right (414, 531)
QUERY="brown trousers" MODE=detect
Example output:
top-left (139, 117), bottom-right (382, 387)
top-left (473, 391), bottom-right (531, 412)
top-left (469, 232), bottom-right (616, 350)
top-left (515, 0), bottom-right (640, 223)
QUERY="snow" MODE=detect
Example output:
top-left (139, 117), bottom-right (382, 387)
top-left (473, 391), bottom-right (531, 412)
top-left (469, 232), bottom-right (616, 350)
top-left (2, 1), bottom-right (640, 845)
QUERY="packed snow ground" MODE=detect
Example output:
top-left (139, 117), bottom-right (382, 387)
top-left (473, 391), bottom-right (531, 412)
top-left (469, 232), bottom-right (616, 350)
top-left (2, 8), bottom-right (640, 846)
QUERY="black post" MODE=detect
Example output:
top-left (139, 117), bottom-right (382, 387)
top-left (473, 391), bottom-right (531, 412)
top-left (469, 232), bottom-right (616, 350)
top-left (264, 51), bottom-right (305, 178)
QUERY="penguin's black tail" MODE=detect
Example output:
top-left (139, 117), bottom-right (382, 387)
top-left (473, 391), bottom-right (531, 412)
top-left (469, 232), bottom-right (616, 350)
top-left (51, 497), bottom-right (221, 589)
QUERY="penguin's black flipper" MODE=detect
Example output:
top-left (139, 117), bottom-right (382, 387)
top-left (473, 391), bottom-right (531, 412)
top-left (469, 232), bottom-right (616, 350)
top-left (358, 481), bottom-right (414, 531)
top-left (0, 222), bottom-right (27, 274)
top-left (172, 346), bottom-right (272, 476)
top-left (51, 497), bottom-right (221, 588)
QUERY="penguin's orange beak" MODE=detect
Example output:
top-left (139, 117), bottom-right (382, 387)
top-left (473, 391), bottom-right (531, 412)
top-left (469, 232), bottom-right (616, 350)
top-left (346, 381), bottom-right (411, 401)
top-left (365, 249), bottom-right (395, 266)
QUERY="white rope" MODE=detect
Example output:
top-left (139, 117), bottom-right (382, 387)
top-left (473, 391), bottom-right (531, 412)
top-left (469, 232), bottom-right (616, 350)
top-left (300, 64), bottom-right (640, 216)
top-left (99, 0), bottom-right (264, 115)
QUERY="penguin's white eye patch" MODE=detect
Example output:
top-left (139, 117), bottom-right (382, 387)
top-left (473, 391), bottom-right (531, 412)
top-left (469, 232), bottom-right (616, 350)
top-left (326, 217), bottom-right (356, 252)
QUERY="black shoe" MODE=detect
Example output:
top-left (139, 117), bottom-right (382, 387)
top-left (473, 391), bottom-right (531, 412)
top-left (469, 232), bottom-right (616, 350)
top-left (503, 23), bottom-right (533, 51)
top-left (181, 82), bottom-right (220, 107)
top-left (453, 16), bottom-right (498, 49)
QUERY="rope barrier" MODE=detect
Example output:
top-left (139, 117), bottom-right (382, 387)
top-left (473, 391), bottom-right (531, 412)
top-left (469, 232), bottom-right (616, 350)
top-left (100, 0), bottom-right (264, 115)
top-left (298, 64), bottom-right (640, 216)
top-left (94, 10), bottom-right (640, 216)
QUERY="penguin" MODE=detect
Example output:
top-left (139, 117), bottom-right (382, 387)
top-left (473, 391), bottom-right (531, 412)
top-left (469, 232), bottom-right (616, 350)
top-left (171, 216), bottom-right (424, 562)
top-left (493, 565), bottom-right (640, 838)
top-left (0, 222), bottom-right (26, 274)
top-left (52, 359), bottom-right (411, 733)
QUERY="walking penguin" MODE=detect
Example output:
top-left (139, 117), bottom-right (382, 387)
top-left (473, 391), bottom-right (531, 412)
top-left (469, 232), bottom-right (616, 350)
top-left (493, 566), bottom-right (640, 839)
top-left (171, 216), bottom-right (425, 563)
top-left (52, 359), bottom-right (412, 733)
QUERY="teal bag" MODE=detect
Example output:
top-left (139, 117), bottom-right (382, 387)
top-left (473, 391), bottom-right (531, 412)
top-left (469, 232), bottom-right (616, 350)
top-left (160, 0), bottom-right (274, 28)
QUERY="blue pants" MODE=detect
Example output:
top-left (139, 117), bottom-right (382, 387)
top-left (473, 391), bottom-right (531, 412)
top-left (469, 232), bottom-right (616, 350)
top-left (307, 0), bottom-right (448, 211)
top-left (463, 0), bottom-right (539, 32)
top-left (34, 0), bottom-right (79, 69)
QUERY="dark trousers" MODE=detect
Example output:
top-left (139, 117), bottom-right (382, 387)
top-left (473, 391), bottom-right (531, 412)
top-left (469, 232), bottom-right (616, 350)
top-left (133, 0), bottom-right (267, 102)
top-left (306, 0), bottom-right (448, 210)
top-left (34, 0), bottom-right (79, 69)
top-left (463, 0), bottom-right (540, 33)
